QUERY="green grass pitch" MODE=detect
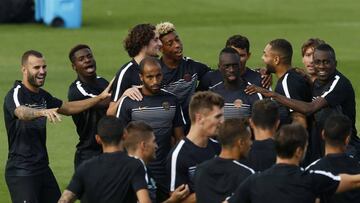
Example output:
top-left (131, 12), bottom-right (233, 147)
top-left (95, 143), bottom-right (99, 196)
top-left (1, 0), bottom-right (360, 201)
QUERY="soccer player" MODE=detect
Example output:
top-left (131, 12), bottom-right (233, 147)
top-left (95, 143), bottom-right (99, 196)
top-left (245, 99), bottom-right (279, 171)
top-left (67, 44), bottom-right (110, 169)
top-left (246, 43), bottom-right (360, 161)
top-left (224, 124), bottom-right (360, 203)
top-left (124, 121), bottom-right (190, 203)
top-left (166, 91), bottom-right (224, 203)
top-left (116, 57), bottom-right (185, 199)
top-left (209, 47), bottom-right (262, 119)
top-left (259, 38), bottom-right (312, 127)
top-left (4, 50), bottom-right (111, 203)
top-left (306, 114), bottom-right (360, 203)
top-left (301, 38), bottom-right (325, 82)
top-left (107, 23), bottom-right (162, 114)
top-left (195, 118), bottom-right (254, 203)
top-left (198, 34), bottom-right (271, 90)
top-left (58, 116), bottom-right (151, 203)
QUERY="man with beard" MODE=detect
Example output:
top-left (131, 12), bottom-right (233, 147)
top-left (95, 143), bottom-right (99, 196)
top-left (209, 47), bottom-right (262, 119)
top-left (259, 38), bottom-right (312, 128)
top-left (166, 91), bottom-right (224, 203)
top-left (4, 50), bottom-right (111, 203)
top-left (198, 34), bottom-right (272, 91)
top-left (108, 23), bottom-right (162, 115)
top-left (116, 57), bottom-right (185, 201)
top-left (67, 44), bottom-right (111, 169)
top-left (245, 43), bottom-right (360, 162)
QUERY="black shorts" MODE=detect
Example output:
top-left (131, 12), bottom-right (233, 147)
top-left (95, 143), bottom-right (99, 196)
top-left (5, 168), bottom-right (61, 203)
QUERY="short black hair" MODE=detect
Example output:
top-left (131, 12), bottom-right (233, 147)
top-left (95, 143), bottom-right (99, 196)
top-left (269, 38), bottom-right (293, 65)
top-left (314, 43), bottom-right (336, 60)
top-left (218, 118), bottom-right (250, 148)
top-left (97, 116), bottom-right (124, 145)
top-left (225, 35), bottom-right (250, 53)
top-left (124, 121), bottom-right (154, 152)
top-left (189, 91), bottom-right (224, 123)
top-left (124, 23), bottom-right (156, 57)
top-left (219, 47), bottom-right (240, 58)
top-left (68, 44), bottom-right (91, 63)
top-left (323, 114), bottom-right (352, 147)
top-left (139, 56), bottom-right (161, 74)
top-left (251, 99), bottom-right (279, 129)
top-left (21, 50), bottom-right (43, 66)
top-left (275, 124), bottom-right (308, 159)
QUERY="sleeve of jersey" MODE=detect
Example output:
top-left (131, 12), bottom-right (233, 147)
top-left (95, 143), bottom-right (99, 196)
top-left (44, 91), bottom-right (63, 109)
top-left (196, 71), bottom-right (211, 91)
top-left (68, 84), bottom-right (94, 102)
top-left (167, 141), bottom-right (189, 192)
top-left (197, 63), bottom-right (211, 80)
top-left (309, 170), bottom-right (340, 197)
top-left (111, 70), bottom-right (131, 102)
top-left (173, 102), bottom-right (186, 127)
top-left (131, 161), bottom-right (148, 192)
top-left (67, 167), bottom-right (85, 199)
top-left (285, 74), bottom-right (310, 101)
top-left (5, 88), bottom-right (22, 118)
top-left (116, 97), bottom-right (131, 124)
top-left (321, 79), bottom-right (350, 107)
top-left (227, 176), bottom-right (252, 203)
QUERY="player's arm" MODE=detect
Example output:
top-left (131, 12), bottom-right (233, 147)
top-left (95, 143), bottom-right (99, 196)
top-left (164, 184), bottom-right (190, 203)
top-left (136, 189), bottom-right (152, 203)
top-left (107, 86), bottom-right (143, 116)
top-left (59, 81), bottom-right (112, 115)
top-left (14, 106), bottom-right (61, 122)
top-left (245, 85), bottom-right (327, 115)
top-left (336, 174), bottom-right (360, 193)
top-left (173, 127), bottom-right (185, 144)
top-left (57, 190), bottom-right (77, 203)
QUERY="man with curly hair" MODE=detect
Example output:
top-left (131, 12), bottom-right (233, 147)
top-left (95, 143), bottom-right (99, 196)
top-left (108, 23), bottom-right (162, 115)
top-left (156, 22), bottom-right (211, 132)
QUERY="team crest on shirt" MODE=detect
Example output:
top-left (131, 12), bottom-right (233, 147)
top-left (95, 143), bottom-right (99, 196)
top-left (234, 99), bottom-right (243, 108)
top-left (162, 101), bottom-right (170, 110)
top-left (183, 73), bottom-right (192, 82)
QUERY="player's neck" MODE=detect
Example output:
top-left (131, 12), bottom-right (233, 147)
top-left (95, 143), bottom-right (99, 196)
top-left (78, 74), bottom-right (97, 84)
top-left (276, 156), bottom-right (300, 166)
top-left (224, 78), bottom-right (244, 90)
top-left (187, 126), bottom-right (209, 148)
top-left (141, 87), bottom-right (155, 96)
top-left (253, 127), bottom-right (275, 141)
top-left (219, 148), bottom-right (241, 160)
top-left (22, 79), bottom-right (39, 93)
top-left (162, 55), bottom-right (180, 69)
top-left (128, 150), bottom-right (148, 164)
top-left (133, 52), bottom-right (146, 65)
top-left (102, 144), bottom-right (123, 153)
top-left (325, 144), bottom-right (346, 155)
top-left (275, 64), bottom-right (291, 79)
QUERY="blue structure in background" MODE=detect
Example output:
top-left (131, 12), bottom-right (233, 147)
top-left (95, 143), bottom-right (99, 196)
top-left (35, 0), bottom-right (82, 28)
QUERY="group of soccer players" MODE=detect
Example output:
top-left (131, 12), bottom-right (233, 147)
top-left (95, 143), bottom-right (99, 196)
top-left (3, 21), bottom-right (360, 203)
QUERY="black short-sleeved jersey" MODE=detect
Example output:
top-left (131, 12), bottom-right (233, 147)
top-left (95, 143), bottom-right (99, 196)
top-left (166, 137), bottom-right (221, 192)
top-left (312, 70), bottom-right (358, 144)
top-left (245, 138), bottom-right (276, 171)
top-left (67, 151), bottom-right (147, 203)
top-left (228, 164), bottom-right (340, 203)
top-left (68, 76), bottom-right (108, 153)
top-left (116, 89), bottom-right (184, 187)
top-left (210, 81), bottom-right (262, 119)
top-left (111, 60), bottom-right (141, 102)
top-left (195, 157), bottom-right (255, 203)
top-left (160, 57), bottom-right (210, 128)
top-left (306, 153), bottom-right (360, 203)
top-left (275, 68), bottom-right (312, 125)
top-left (197, 68), bottom-right (263, 91)
top-left (4, 81), bottom-right (63, 176)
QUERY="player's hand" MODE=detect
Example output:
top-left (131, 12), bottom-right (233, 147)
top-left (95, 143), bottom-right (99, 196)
top-left (123, 85), bottom-right (143, 101)
top-left (98, 77), bottom-right (114, 100)
top-left (292, 67), bottom-right (313, 85)
top-left (41, 108), bottom-right (61, 123)
top-left (167, 184), bottom-right (190, 202)
top-left (245, 84), bottom-right (272, 97)
top-left (259, 67), bottom-right (272, 89)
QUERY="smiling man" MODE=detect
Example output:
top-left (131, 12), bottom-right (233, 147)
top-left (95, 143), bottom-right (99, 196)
top-left (246, 43), bottom-right (360, 162)
top-left (68, 44), bottom-right (111, 169)
top-left (209, 47), bottom-right (262, 119)
top-left (4, 50), bottom-right (111, 203)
